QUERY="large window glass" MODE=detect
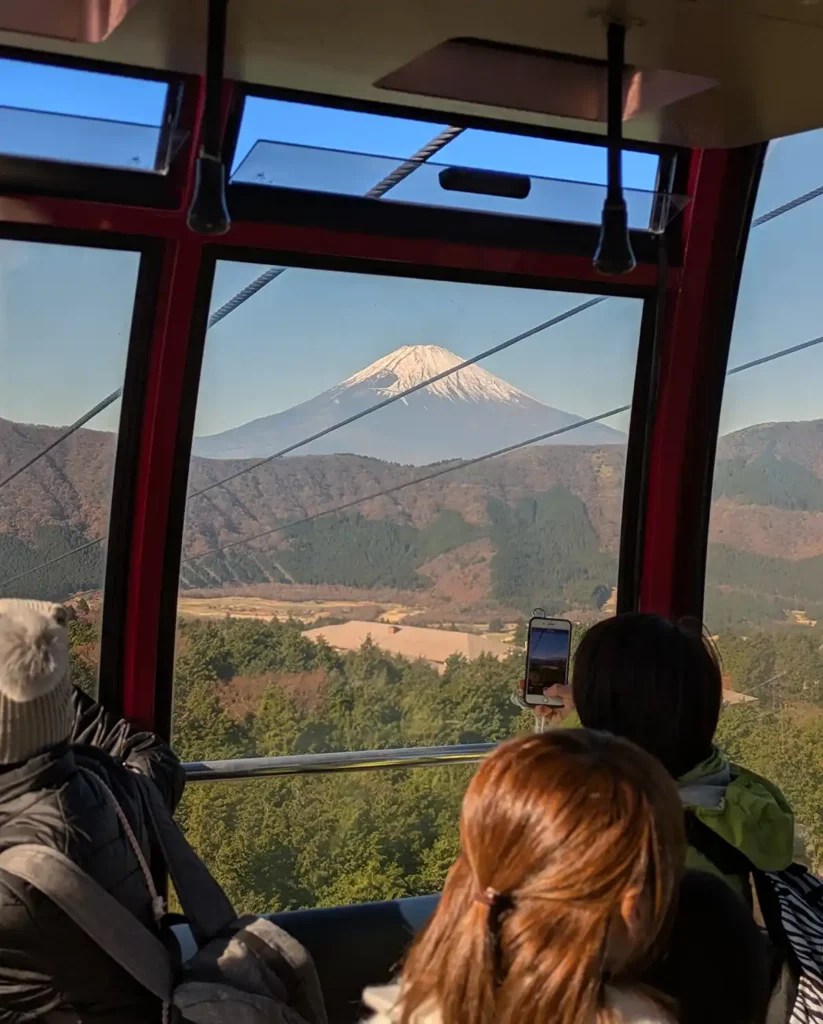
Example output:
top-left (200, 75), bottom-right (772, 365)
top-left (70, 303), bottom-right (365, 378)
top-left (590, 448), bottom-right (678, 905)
top-left (0, 57), bottom-right (170, 171)
top-left (173, 257), bottom-right (644, 906)
top-left (0, 239), bottom-right (141, 690)
top-left (706, 129), bottom-right (823, 871)
top-left (232, 97), bottom-right (663, 228)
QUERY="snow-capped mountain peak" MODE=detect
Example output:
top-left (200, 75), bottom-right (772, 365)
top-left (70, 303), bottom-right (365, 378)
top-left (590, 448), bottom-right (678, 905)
top-left (193, 342), bottom-right (626, 463)
top-left (335, 344), bottom-right (532, 405)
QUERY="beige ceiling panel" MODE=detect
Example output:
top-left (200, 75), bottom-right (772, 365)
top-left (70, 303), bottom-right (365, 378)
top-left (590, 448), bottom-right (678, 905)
top-left (1, 0), bottom-right (823, 147)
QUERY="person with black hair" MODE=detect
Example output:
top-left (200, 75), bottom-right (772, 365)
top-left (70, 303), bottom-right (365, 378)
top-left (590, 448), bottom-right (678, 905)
top-left (522, 613), bottom-right (794, 904)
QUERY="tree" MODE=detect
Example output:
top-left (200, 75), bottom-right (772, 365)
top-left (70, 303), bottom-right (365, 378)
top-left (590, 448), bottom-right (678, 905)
top-left (717, 703), bottom-right (823, 871)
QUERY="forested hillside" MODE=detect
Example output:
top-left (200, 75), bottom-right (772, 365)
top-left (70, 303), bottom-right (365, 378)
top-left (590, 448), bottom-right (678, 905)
top-left (65, 610), bottom-right (823, 910)
top-left (8, 416), bottom-right (823, 629)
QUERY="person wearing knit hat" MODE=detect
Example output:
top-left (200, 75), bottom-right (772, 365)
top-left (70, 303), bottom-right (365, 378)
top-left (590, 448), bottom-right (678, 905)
top-left (0, 596), bottom-right (185, 1023)
top-left (0, 599), bottom-right (74, 764)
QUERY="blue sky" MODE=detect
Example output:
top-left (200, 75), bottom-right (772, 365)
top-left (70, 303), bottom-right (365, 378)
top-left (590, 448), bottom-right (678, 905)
top-left (1, 57), bottom-right (822, 446)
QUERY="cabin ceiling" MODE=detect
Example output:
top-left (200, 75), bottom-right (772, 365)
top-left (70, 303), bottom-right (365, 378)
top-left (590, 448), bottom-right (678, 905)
top-left (2, 0), bottom-right (823, 148)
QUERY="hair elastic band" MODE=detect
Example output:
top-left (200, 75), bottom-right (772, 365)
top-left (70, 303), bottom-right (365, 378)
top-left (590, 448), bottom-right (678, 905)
top-left (475, 887), bottom-right (499, 907)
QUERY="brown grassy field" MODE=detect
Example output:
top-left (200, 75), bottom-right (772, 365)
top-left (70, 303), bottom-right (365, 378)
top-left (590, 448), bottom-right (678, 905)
top-left (176, 594), bottom-right (421, 625)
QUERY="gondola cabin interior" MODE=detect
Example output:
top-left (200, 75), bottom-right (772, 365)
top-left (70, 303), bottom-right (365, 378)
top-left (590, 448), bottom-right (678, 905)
top-left (2, 0), bottom-right (823, 1018)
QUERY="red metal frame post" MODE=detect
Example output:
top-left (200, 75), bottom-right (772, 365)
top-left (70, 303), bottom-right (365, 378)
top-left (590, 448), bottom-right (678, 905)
top-left (638, 145), bottom-right (765, 620)
top-left (119, 237), bottom-right (204, 727)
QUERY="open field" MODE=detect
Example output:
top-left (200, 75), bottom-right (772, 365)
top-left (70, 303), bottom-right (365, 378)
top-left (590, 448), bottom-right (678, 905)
top-left (176, 594), bottom-right (422, 625)
top-left (175, 594), bottom-right (525, 646)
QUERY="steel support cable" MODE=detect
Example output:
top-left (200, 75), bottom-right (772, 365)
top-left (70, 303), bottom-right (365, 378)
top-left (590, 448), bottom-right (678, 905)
top-left (5, 178), bottom-right (823, 587)
top-left (0, 126), bottom-right (466, 496)
top-left (185, 178), bottom-right (823, 500)
top-left (751, 183), bottom-right (823, 229)
top-left (177, 326), bottom-right (823, 566)
top-left (205, 125), bottom-right (465, 330)
top-left (181, 404), bottom-right (632, 569)
top-left (187, 296), bottom-right (609, 500)
top-left (0, 389), bottom-right (123, 492)
top-left (3, 165), bottom-right (820, 500)
top-left (7, 322), bottom-right (823, 592)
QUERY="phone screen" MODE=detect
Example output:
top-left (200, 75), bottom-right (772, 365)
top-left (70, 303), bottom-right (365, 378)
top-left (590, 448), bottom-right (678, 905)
top-left (525, 620), bottom-right (571, 703)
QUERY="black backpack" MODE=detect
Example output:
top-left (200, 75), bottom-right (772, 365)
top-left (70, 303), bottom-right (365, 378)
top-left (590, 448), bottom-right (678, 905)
top-left (687, 812), bottom-right (823, 1024)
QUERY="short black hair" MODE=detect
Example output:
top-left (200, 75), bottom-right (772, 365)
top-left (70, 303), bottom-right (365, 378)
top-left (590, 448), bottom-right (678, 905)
top-left (571, 613), bottom-right (722, 778)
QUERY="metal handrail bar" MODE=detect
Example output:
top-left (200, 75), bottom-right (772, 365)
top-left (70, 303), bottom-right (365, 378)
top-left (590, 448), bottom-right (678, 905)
top-left (183, 743), bottom-right (496, 782)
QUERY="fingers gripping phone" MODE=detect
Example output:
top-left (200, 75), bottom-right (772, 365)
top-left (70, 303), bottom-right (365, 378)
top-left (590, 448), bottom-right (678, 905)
top-left (524, 616), bottom-right (573, 706)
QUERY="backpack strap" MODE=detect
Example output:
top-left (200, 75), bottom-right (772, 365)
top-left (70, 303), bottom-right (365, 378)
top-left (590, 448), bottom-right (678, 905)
top-left (131, 770), bottom-right (237, 944)
top-left (0, 843), bottom-right (173, 1003)
top-left (684, 811), bottom-right (757, 878)
top-left (685, 812), bottom-right (803, 989)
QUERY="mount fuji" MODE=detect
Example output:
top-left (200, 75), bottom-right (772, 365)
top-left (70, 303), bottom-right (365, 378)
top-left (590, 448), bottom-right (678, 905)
top-left (193, 344), bottom-right (625, 464)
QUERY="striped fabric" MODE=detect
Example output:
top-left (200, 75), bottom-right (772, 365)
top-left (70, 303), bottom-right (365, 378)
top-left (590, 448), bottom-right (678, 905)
top-left (763, 869), bottom-right (823, 1023)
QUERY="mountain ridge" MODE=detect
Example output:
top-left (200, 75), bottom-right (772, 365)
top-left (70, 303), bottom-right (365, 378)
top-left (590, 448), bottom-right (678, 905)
top-left (3, 415), bottom-right (823, 626)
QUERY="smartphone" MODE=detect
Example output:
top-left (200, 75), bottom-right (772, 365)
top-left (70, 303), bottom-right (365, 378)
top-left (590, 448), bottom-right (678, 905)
top-left (524, 617), bottom-right (573, 706)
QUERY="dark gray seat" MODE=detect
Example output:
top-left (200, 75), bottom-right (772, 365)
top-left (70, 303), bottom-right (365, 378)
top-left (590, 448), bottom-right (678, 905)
top-left (172, 894), bottom-right (439, 1024)
top-left (273, 895), bottom-right (438, 1022)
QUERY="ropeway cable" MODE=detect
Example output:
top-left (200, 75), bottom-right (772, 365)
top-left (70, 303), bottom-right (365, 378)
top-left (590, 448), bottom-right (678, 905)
top-left (187, 296), bottom-right (608, 500)
top-left (180, 404), bottom-right (632, 567)
top-left (2, 162), bottom-right (822, 500)
top-left (0, 388), bottom-right (123, 492)
top-left (7, 323), bottom-right (823, 591)
top-left (6, 176), bottom-right (823, 587)
top-left (206, 126), bottom-right (464, 330)
top-left (0, 125), bottom-right (465, 497)
top-left (751, 183), bottom-right (823, 229)
top-left (180, 180), bottom-right (823, 500)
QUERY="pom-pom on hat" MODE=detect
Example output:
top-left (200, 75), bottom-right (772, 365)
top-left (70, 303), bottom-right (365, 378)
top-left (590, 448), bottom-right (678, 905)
top-left (0, 600), bottom-right (73, 764)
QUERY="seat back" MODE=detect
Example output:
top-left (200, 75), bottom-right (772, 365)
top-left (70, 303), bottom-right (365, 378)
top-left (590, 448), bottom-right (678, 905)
top-left (172, 894), bottom-right (438, 1024)
top-left (273, 895), bottom-right (438, 1022)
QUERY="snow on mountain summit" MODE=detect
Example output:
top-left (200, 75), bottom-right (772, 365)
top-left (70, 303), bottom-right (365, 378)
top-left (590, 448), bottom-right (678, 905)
top-left (192, 341), bottom-right (626, 463)
top-left (335, 344), bottom-right (532, 405)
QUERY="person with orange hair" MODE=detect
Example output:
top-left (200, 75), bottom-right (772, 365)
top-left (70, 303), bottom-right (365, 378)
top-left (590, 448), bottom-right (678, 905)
top-left (363, 729), bottom-right (685, 1024)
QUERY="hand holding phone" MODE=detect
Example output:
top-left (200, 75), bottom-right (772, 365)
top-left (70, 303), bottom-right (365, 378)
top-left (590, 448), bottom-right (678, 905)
top-left (523, 616), bottom-right (572, 707)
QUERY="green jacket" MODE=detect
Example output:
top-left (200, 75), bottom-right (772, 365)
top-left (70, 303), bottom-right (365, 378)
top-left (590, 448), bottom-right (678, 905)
top-left (560, 712), bottom-right (794, 901)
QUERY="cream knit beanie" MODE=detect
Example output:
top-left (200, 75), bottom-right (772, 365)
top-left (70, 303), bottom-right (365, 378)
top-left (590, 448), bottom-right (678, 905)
top-left (0, 599), bottom-right (73, 764)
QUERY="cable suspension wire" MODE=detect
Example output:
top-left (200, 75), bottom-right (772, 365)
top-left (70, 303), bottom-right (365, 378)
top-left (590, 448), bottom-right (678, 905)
top-left (187, 296), bottom-right (608, 500)
top-left (726, 333), bottom-right (823, 376)
top-left (7, 318), bottom-right (823, 592)
top-left (2, 161), bottom-right (820, 501)
top-left (5, 175), bottom-right (823, 588)
top-left (751, 182), bottom-right (823, 229)
top-left (177, 326), bottom-right (823, 567)
top-left (0, 537), bottom-right (105, 591)
top-left (206, 125), bottom-right (464, 330)
top-left (0, 388), bottom-right (123, 493)
top-left (182, 405), bottom-right (633, 567)
top-left (186, 178), bottom-right (823, 499)
top-left (0, 126), bottom-right (465, 496)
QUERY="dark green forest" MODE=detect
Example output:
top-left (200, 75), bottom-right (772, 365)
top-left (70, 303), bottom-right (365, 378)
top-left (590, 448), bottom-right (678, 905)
top-left (11, 461), bottom-right (823, 629)
top-left (182, 488), bottom-right (610, 614)
top-left (488, 490), bottom-right (615, 612)
top-left (713, 451), bottom-right (823, 511)
top-left (0, 525), bottom-right (103, 601)
top-left (171, 619), bottom-right (823, 908)
top-left (170, 615), bottom-right (529, 911)
top-left (6, 488), bottom-right (615, 615)
top-left (60, 610), bottom-right (823, 913)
